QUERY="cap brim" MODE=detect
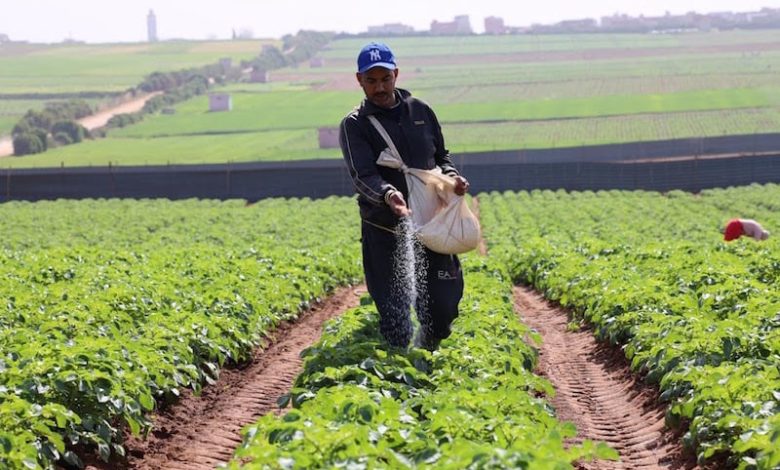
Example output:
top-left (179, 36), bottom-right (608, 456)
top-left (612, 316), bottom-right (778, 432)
top-left (358, 62), bottom-right (396, 73)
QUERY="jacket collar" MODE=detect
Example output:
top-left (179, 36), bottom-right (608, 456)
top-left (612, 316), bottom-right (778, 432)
top-left (357, 88), bottom-right (411, 116)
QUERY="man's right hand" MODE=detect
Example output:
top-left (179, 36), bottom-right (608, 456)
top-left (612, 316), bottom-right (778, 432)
top-left (387, 191), bottom-right (411, 218)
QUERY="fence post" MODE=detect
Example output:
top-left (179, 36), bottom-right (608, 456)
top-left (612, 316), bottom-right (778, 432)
top-left (226, 161), bottom-right (231, 198)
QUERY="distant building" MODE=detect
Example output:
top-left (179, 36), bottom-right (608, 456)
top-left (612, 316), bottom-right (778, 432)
top-left (431, 15), bottom-right (472, 35)
top-left (147, 10), bottom-right (158, 42)
top-left (235, 28), bottom-right (254, 39)
top-left (551, 18), bottom-right (599, 33)
top-left (249, 68), bottom-right (269, 83)
top-left (454, 15), bottom-right (472, 34)
top-left (219, 57), bottom-right (232, 72)
top-left (484, 16), bottom-right (506, 34)
top-left (367, 23), bottom-right (415, 35)
top-left (318, 127), bottom-right (340, 149)
top-left (209, 93), bottom-right (232, 112)
top-left (599, 14), bottom-right (649, 32)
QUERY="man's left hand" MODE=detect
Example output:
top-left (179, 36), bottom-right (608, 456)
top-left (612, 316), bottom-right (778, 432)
top-left (453, 175), bottom-right (470, 196)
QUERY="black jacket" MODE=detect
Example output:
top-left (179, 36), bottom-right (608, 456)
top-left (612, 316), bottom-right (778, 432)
top-left (339, 88), bottom-right (460, 229)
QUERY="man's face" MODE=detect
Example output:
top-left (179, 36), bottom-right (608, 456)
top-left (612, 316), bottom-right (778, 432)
top-left (356, 67), bottom-right (398, 109)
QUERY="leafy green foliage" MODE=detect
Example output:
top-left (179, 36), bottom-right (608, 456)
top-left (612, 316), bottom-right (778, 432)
top-left (479, 184), bottom-right (780, 468)
top-left (228, 258), bottom-right (617, 468)
top-left (0, 197), bottom-right (362, 469)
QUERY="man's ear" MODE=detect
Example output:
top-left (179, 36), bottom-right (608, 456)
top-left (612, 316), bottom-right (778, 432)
top-left (393, 69), bottom-right (399, 79)
top-left (355, 72), bottom-right (362, 85)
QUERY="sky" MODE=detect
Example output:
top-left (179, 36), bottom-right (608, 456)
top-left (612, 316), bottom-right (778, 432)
top-left (2, 0), bottom-right (780, 44)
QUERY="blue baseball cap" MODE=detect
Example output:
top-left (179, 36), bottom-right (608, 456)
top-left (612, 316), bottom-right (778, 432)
top-left (357, 42), bottom-right (396, 73)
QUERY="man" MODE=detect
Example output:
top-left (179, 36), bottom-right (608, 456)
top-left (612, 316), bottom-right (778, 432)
top-left (339, 42), bottom-right (470, 350)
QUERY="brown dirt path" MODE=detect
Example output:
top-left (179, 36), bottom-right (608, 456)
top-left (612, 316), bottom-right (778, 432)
top-left (76, 92), bottom-right (162, 132)
top-left (83, 284), bottom-right (365, 470)
top-left (514, 286), bottom-right (700, 470)
top-left (0, 92), bottom-right (161, 158)
top-left (0, 137), bottom-right (11, 156)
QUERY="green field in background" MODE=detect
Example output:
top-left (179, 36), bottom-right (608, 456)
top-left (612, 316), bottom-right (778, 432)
top-left (109, 90), bottom-right (357, 137)
top-left (8, 107), bottom-right (780, 169)
top-left (0, 40), bottom-right (274, 94)
top-left (108, 86), bottom-right (774, 137)
top-left (0, 39), bottom-right (276, 137)
top-left (322, 30), bottom-right (780, 59)
top-left (402, 52), bottom-right (780, 90)
top-left (3, 30), bottom-right (780, 167)
top-left (0, 117), bottom-right (17, 134)
top-left (0, 129), bottom-right (331, 168)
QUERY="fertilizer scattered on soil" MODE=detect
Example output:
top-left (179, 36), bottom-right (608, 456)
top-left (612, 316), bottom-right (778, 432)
top-left (392, 217), bottom-right (430, 346)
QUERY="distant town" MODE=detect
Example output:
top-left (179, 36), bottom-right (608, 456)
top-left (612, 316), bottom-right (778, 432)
top-left (366, 7), bottom-right (780, 36)
top-left (2, 6), bottom-right (780, 44)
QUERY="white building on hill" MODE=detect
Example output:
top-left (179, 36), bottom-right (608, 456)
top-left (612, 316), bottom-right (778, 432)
top-left (209, 94), bottom-right (232, 112)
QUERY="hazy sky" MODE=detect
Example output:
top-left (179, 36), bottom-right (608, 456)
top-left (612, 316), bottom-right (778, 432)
top-left (2, 0), bottom-right (780, 43)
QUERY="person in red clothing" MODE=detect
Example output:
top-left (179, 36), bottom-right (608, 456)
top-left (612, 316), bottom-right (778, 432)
top-left (723, 219), bottom-right (770, 241)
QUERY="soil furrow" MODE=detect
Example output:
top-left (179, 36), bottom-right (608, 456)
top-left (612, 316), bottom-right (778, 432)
top-left (82, 285), bottom-right (365, 470)
top-left (513, 285), bottom-right (698, 470)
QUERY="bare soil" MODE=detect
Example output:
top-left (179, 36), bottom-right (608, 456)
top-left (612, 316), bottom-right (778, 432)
top-left (77, 92), bottom-right (162, 131)
top-left (82, 284), bottom-right (364, 470)
top-left (514, 285), bottom-right (700, 470)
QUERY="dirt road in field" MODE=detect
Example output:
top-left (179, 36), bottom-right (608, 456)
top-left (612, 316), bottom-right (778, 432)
top-left (79, 271), bottom-right (701, 468)
top-left (0, 92), bottom-right (161, 158)
top-left (84, 284), bottom-right (364, 470)
top-left (514, 286), bottom-right (699, 470)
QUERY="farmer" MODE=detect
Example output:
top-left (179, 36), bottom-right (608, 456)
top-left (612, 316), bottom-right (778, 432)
top-left (723, 218), bottom-right (770, 241)
top-left (339, 42), bottom-right (470, 351)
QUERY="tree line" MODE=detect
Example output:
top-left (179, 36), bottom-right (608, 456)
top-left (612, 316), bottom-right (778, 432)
top-left (11, 30), bottom-right (333, 157)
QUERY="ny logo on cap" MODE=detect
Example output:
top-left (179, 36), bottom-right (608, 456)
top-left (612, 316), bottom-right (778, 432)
top-left (369, 49), bottom-right (382, 61)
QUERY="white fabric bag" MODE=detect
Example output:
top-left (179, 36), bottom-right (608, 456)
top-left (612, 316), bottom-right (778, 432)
top-left (368, 116), bottom-right (481, 254)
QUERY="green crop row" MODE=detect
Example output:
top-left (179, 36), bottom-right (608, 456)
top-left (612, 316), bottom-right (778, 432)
top-left (323, 30), bottom-right (780, 59)
top-left (227, 257), bottom-right (617, 469)
top-left (0, 197), bottom-right (363, 469)
top-left (416, 74), bottom-right (780, 105)
top-left (479, 185), bottom-right (780, 468)
top-left (400, 52), bottom-right (780, 91)
top-left (100, 86), bottom-right (780, 140)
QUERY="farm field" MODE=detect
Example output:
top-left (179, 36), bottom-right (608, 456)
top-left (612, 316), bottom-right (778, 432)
top-left (479, 184), bottom-right (780, 468)
top-left (0, 39), bottom-right (275, 143)
top-left (1, 185), bottom-right (779, 469)
top-left (225, 259), bottom-right (617, 469)
top-left (3, 31), bottom-right (780, 167)
top-left (2, 27), bottom-right (780, 470)
top-left (0, 196), bottom-right (623, 469)
top-left (0, 40), bottom-right (273, 95)
top-left (0, 197), bottom-right (362, 469)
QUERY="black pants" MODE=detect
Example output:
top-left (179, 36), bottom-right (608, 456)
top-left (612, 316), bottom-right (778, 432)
top-left (361, 221), bottom-right (463, 348)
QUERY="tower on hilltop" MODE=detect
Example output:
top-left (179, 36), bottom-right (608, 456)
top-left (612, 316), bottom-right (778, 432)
top-left (147, 10), bottom-right (158, 42)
